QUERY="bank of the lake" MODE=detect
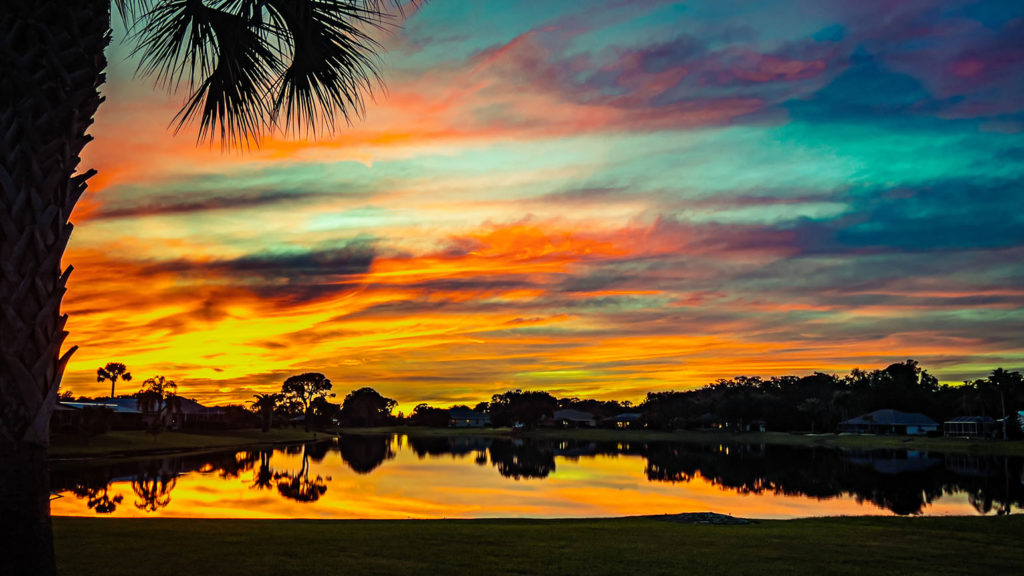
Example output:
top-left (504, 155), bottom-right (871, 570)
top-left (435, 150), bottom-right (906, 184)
top-left (340, 426), bottom-right (1024, 457)
top-left (46, 425), bottom-right (1024, 464)
top-left (49, 429), bottom-right (323, 461)
top-left (54, 515), bottom-right (1024, 575)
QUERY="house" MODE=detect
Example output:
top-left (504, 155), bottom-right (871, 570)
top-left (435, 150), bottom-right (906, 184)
top-left (603, 412), bottom-right (644, 429)
top-left (549, 409), bottom-right (597, 428)
top-left (838, 409), bottom-right (939, 436)
top-left (943, 416), bottom-right (997, 438)
top-left (59, 399), bottom-right (143, 429)
top-left (448, 408), bottom-right (490, 428)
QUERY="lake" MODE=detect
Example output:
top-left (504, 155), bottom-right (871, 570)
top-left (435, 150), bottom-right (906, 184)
top-left (50, 434), bottom-right (1024, 519)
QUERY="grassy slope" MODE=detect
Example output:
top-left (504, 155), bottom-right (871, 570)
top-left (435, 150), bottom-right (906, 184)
top-left (340, 426), bottom-right (1024, 457)
top-left (49, 429), bottom-right (323, 459)
top-left (54, 515), bottom-right (1024, 576)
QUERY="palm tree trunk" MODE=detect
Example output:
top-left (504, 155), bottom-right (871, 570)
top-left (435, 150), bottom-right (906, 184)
top-left (1, 1), bottom-right (110, 573)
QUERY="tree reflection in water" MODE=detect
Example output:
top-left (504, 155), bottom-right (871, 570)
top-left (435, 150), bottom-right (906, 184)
top-left (50, 436), bottom-right (1024, 517)
top-left (132, 461), bottom-right (177, 512)
top-left (338, 434), bottom-right (394, 474)
top-left (68, 471), bottom-right (123, 514)
top-left (488, 438), bottom-right (556, 479)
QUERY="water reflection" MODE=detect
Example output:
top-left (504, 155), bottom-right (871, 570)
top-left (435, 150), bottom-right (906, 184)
top-left (50, 435), bottom-right (1024, 519)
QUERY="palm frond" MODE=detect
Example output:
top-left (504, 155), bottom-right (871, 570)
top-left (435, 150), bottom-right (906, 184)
top-left (128, 0), bottom-right (422, 148)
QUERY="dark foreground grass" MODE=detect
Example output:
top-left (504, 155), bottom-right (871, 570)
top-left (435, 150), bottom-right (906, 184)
top-left (55, 515), bottom-right (1024, 575)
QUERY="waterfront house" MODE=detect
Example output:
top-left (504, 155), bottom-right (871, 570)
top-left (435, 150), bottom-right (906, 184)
top-left (448, 408), bottom-right (490, 428)
top-left (838, 409), bottom-right (939, 435)
top-left (943, 416), bottom-right (997, 438)
top-left (549, 409), bottom-right (597, 428)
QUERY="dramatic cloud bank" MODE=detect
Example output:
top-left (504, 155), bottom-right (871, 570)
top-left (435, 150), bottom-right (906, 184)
top-left (64, 0), bottom-right (1024, 410)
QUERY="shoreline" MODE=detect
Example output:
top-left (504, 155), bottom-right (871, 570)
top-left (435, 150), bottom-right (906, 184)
top-left (46, 425), bottom-right (1024, 464)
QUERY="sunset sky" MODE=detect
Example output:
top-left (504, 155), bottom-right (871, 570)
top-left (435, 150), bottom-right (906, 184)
top-left (63, 0), bottom-right (1024, 411)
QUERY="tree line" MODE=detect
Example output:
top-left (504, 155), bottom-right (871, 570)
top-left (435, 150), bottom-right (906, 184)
top-left (63, 360), bottom-right (1024, 439)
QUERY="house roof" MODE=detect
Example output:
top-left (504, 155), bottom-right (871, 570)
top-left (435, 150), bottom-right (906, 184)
top-left (841, 409), bottom-right (938, 427)
top-left (605, 412), bottom-right (643, 422)
top-left (449, 408), bottom-right (489, 420)
top-left (553, 409), bottom-right (596, 422)
top-left (59, 397), bottom-right (224, 415)
top-left (944, 416), bottom-right (996, 424)
top-left (60, 400), bottom-right (140, 414)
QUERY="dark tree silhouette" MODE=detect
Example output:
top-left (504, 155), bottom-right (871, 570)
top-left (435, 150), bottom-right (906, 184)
top-left (1, 2), bottom-right (416, 572)
top-left (282, 373), bottom-right (334, 432)
top-left (339, 387), bottom-right (396, 427)
top-left (250, 393), bottom-right (283, 433)
top-left (96, 362), bottom-right (132, 399)
top-left (136, 375), bottom-right (182, 439)
top-left (409, 403), bottom-right (450, 427)
top-left (489, 390), bottom-right (557, 429)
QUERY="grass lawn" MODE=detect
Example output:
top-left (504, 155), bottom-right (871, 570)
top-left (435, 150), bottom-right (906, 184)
top-left (340, 426), bottom-right (1024, 457)
top-left (54, 515), bottom-right (1024, 575)
top-left (49, 429), bottom-right (325, 459)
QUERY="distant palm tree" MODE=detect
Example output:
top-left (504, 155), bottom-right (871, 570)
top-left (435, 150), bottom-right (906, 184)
top-left (96, 362), bottom-right (132, 399)
top-left (2, 3), bottom-right (414, 572)
top-left (251, 392), bottom-right (283, 433)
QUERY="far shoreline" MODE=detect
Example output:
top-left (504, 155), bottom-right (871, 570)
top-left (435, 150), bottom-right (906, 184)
top-left (47, 424), bottom-right (1024, 463)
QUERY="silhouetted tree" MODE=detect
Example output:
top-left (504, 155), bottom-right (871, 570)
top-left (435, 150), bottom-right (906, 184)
top-left (96, 363), bottom-right (132, 399)
top-left (281, 373), bottom-right (334, 432)
top-left (339, 387), bottom-right (396, 427)
top-left (136, 376), bottom-right (182, 439)
top-left (409, 403), bottom-right (450, 427)
top-left (250, 393), bottom-right (283, 433)
top-left (489, 390), bottom-right (557, 429)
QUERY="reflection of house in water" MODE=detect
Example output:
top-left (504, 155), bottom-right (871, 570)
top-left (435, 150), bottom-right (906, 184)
top-left (839, 409), bottom-right (939, 436)
top-left (843, 450), bottom-right (942, 474)
top-left (554, 441), bottom-right (598, 458)
top-left (944, 453), bottom-right (998, 478)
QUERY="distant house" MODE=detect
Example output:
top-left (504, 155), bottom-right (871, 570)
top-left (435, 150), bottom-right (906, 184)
top-left (943, 416), bottom-right (997, 438)
top-left (59, 399), bottom-right (143, 429)
top-left (603, 412), bottom-right (644, 429)
top-left (838, 409), bottom-right (938, 436)
top-left (56, 397), bottom-right (226, 430)
top-left (448, 408), bottom-right (490, 428)
top-left (549, 409), bottom-right (597, 428)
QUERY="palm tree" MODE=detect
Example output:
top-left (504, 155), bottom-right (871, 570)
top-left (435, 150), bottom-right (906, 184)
top-left (96, 362), bottom-right (132, 399)
top-left (136, 375), bottom-right (182, 437)
top-left (1, 2), bottom-right (413, 572)
top-left (251, 392), bottom-right (282, 433)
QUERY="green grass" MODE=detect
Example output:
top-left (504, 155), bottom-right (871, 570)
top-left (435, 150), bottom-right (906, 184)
top-left (340, 426), bottom-right (1024, 456)
top-left (54, 515), bottom-right (1024, 575)
top-left (49, 429), bottom-right (325, 459)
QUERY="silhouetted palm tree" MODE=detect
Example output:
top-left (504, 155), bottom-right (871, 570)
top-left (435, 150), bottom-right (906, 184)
top-left (96, 362), bottom-right (132, 399)
top-left (251, 392), bottom-right (283, 432)
top-left (1, 3), bottom-right (413, 572)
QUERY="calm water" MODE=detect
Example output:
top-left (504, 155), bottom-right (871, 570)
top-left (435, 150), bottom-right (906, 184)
top-left (50, 434), bottom-right (1024, 519)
